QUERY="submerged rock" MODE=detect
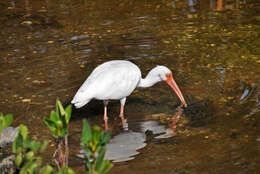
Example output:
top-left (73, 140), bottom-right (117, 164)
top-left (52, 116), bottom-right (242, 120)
top-left (0, 127), bottom-right (18, 148)
top-left (0, 155), bottom-right (15, 173)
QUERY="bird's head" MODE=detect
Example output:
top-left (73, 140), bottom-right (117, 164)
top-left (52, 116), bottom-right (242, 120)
top-left (153, 65), bottom-right (187, 107)
top-left (155, 66), bottom-right (172, 81)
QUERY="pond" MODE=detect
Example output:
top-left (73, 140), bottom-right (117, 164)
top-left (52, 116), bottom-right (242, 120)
top-left (0, 0), bottom-right (260, 173)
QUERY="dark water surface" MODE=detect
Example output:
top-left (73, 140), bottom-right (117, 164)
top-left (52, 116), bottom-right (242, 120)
top-left (0, 0), bottom-right (260, 173)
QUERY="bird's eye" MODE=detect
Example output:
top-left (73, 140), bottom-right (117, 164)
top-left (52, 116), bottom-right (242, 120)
top-left (165, 73), bottom-right (172, 80)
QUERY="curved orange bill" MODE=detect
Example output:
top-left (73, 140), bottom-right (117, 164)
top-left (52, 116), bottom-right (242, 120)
top-left (165, 74), bottom-right (187, 107)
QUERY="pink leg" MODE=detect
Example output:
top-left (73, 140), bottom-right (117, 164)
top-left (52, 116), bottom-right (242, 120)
top-left (104, 103), bottom-right (109, 130)
top-left (119, 104), bottom-right (127, 123)
top-left (119, 104), bottom-right (124, 118)
top-left (119, 98), bottom-right (128, 129)
top-left (119, 104), bottom-right (128, 130)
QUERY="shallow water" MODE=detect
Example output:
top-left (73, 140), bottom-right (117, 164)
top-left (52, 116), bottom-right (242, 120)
top-left (0, 0), bottom-right (260, 173)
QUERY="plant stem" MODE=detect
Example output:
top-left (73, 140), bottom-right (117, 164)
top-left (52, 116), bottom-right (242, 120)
top-left (65, 135), bottom-right (69, 166)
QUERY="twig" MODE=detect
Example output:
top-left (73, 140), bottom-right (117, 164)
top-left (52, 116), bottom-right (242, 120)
top-left (65, 136), bottom-right (69, 166)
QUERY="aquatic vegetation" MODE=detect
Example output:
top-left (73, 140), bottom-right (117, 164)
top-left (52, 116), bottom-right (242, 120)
top-left (12, 124), bottom-right (50, 174)
top-left (43, 99), bottom-right (113, 173)
top-left (81, 120), bottom-right (113, 174)
top-left (0, 99), bottom-right (113, 174)
top-left (3, 122), bottom-right (76, 174)
top-left (0, 113), bottom-right (16, 173)
top-left (0, 113), bottom-right (13, 134)
top-left (0, 113), bottom-right (17, 149)
top-left (43, 99), bottom-right (72, 169)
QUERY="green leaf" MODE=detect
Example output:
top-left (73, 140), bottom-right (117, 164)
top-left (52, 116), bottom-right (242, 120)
top-left (84, 158), bottom-right (92, 173)
top-left (65, 105), bottom-right (72, 124)
top-left (40, 140), bottom-right (49, 153)
top-left (20, 159), bottom-right (39, 174)
top-left (97, 160), bottom-right (113, 174)
top-left (19, 124), bottom-right (28, 139)
top-left (57, 167), bottom-right (75, 174)
top-left (96, 147), bottom-right (106, 170)
top-left (40, 165), bottom-right (54, 174)
top-left (25, 151), bottom-right (34, 160)
top-left (55, 120), bottom-right (64, 130)
top-left (12, 135), bottom-right (23, 154)
top-left (81, 119), bottom-right (92, 147)
top-left (50, 111), bottom-right (59, 122)
top-left (23, 138), bottom-right (31, 148)
top-left (29, 141), bottom-right (41, 152)
top-left (43, 118), bottom-right (58, 138)
top-left (101, 131), bottom-right (111, 145)
top-left (15, 153), bottom-right (23, 167)
top-left (60, 115), bottom-right (68, 137)
top-left (43, 118), bottom-right (56, 129)
top-left (56, 128), bottom-right (63, 138)
top-left (0, 120), bottom-right (4, 133)
top-left (92, 126), bottom-right (101, 146)
top-left (3, 114), bottom-right (13, 128)
top-left (86, 148), bottom-right (93, 160)
top-left (57, 99), bottom-right (65, 116)
top-left (56, 98), bottom-right (60, 114)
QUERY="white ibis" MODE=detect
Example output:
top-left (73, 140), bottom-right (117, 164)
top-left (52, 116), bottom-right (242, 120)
top-left (71, 60), bottom-right (187, 129)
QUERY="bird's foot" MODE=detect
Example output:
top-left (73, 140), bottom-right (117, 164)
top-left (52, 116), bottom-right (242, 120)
top-left (119, 115), bottom-right (128, 130)
top-left (104, 119), bottom-right (111, 131)
top-left (104, 123), bottom-right (111, 131)
top-left (119, 114), bottom-right (127, 122)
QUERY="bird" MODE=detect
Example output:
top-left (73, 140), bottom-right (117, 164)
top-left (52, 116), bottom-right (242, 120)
top-left (71, 60), bottom-right (187, 129)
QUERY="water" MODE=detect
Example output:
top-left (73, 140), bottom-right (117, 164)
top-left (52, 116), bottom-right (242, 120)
top-left (0, 0), bottom-right (260, 173)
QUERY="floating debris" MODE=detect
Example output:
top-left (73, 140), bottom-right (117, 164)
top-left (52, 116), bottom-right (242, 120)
top-left (47, 40), bottom-right (55, 44)
top-left (22, 99), bottom-right (31, 103)
top-left (21, 21), bottom-right (32, 25)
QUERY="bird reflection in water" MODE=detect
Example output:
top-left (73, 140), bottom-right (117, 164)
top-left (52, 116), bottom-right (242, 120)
top-left (103, 108), bottom-right (184, 162)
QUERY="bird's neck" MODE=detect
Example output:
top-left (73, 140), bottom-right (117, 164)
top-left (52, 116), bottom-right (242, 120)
top-left (138, 70), bottom-right (161, 88)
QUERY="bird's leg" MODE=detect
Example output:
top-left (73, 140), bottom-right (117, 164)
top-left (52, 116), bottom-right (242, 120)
top-left (119, 98), bottom-right (126, 120)
top-left (119, 104), bottom-right (125, 120)
top-left (103, 100), bottom-right (109, 130)
top-left (119, 98), bottom-right (128, 130)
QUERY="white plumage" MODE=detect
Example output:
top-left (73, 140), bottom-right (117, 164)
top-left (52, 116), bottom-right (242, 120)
top-left (72, 60), bottom-right (141, 108)
top-left (71, 60), bottom-right (187, 129)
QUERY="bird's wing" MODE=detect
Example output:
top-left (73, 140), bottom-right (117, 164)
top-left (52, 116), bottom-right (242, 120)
top-left (78, 61), bottom-right (120, 92)
top-left (78, 61), bottom-right (141, 100)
